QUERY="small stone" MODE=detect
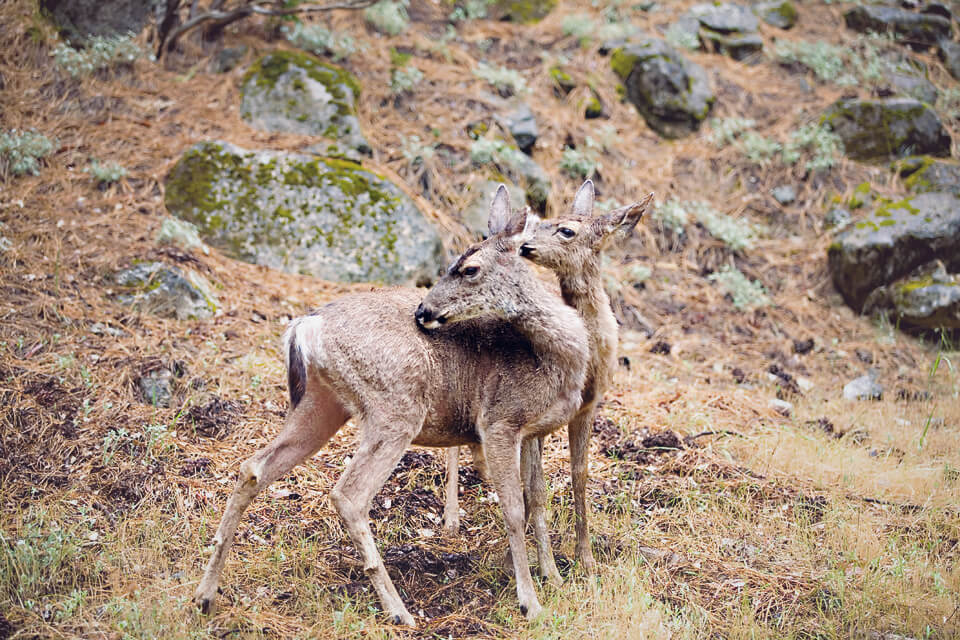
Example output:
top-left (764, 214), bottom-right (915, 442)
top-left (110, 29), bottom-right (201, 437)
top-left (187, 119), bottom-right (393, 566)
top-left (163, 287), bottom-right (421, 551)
top-left (843, 371), bottom-right (883, 401)
top-left (139, 369), bottom-right (173, 407)
top-left (772, 185), bottom-right (796, 205)
top-left (114, 262), bottom-right (220, 320)
top-left (769, 398), bottom-right (793, 416)
top-left (793, 338), bottom-right (814, 354)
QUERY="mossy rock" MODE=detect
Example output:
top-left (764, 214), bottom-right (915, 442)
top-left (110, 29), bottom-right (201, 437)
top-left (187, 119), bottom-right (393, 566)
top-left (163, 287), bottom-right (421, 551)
top-left (844, 5), bottom-right (951, 49)
top-left (490, 0), bottom-right (557, 23)
top-left (688, 3), bottom-right (759, 33)
top-left (828, 192), bottom-right (960, 312)
top-left (890, 271), bottom-right (960, 329)
top-left (113, 261), bottom-right (220, 320)
top-left (822, 97), bottom-right (951, 162)
top-left (896, 156), bottom-right (960, 195)
top-left (699, 28), bottom-right (763, 60)
top-left (753, 1), bottom-right (797, 29)
top-left (240, 50), bottom-right (370, 154)
top-left (164, 141), bottom-right (445, 285)
top-left (611, 38), bottom-right (715, 138)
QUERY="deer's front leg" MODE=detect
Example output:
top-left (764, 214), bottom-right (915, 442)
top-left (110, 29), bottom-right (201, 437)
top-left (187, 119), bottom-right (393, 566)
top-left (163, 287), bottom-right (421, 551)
top-left (569, 403), bottom-right (598, 573)
top-left (442, 447), bottom-right (461, 535)
top-left (483, 424), bottom-right (543, 620)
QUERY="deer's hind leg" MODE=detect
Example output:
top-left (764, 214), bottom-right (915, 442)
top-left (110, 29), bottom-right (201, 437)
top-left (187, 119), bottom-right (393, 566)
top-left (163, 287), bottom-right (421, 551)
top-left (522, 436), bottom-right (562, 586)
top-left (569, 401), bottom-right (598, 573)
top-left (330, 410), bottom-right (423, 627)
top-left (194, 380), bottom-right (349, 613)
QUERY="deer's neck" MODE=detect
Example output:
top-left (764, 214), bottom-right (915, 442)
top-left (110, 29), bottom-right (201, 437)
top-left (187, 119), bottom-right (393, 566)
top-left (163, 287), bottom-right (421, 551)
top-left (558, 260), bottom-right (618, 395)
top-left (511, 287), bottom-right (589, 387)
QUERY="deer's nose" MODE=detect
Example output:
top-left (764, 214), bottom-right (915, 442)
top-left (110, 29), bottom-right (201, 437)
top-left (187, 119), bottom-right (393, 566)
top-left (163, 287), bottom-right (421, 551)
top-left (519, 243), bottom-right (536, 258)
top-left (415, 303), bottom-right (446, 329)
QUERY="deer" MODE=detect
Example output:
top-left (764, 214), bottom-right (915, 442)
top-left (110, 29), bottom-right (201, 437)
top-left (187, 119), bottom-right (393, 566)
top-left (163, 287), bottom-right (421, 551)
top-left (441, 180), bottom-right (653, 581)
top-left (192, 185), bottom-right (589, 626)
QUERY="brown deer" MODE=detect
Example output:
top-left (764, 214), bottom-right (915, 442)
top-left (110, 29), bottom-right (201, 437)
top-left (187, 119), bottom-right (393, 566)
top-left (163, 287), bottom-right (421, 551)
top-left (441, 180), bottom-right (652, 579)
top-left (193, 186), bottom-right (589, 626)
top-left (519, 180), bottom-right (653, 572)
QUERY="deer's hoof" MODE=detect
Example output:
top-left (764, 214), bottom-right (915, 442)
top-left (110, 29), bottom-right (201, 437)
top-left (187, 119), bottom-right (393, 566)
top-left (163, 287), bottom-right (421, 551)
top-left (193, 586), bottom-right (219, 615)
top-left (389, 611), bottom-right (416, 627)
top-left (519, 600), bottom-right (543, 620)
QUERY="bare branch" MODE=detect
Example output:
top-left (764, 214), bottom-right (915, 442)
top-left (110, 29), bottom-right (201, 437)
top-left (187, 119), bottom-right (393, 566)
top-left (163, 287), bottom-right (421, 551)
top-left (158, 0), bottom-right (378, 58)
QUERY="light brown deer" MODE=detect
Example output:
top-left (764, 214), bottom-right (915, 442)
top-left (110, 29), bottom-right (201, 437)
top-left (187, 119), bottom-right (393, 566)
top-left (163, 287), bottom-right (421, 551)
top-left (519, 180), bottom-right (653, 572)
top-left (193, 186), bottom-right (589, 626)
top-left (441, 180), bottom-right (652, 579)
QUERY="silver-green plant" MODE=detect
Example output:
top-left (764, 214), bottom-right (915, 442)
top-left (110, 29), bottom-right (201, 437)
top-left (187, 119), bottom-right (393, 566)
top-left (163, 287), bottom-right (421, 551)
top-left (469, 138), bottom-right (525, 170)
top-left (709, 117), bottom-right (756, 148)
top-left (365, 0), bottom-right (409, 36)
top-left (473, 62), bottom-right (527, 95)
top-left (86, 159), bottom-right (127, 184)
top-left (390, 66), bottom-right (423, 94)
top-left (52, 33), bottom-right (142, 77)
top-left (449, 0), bottom-right (492, 21)
top-left (560, 146), bottom-right (600, 178)
top-left (651, 199), bottom-right (689, 235)
top-left (709, 265), bottom-right (771, 310)
top-left (0, 130), bottom-right (55, 177)
top-left (739, 131), bottom-right (782, 165)
top-left (782, 123), bottom-right (843, 172)
top-left (283, 22), bottom-right (356, 60)
top-left (401, 135), bottom-right (436, 164)
top-left (689, 201), bottom-right (759, 251)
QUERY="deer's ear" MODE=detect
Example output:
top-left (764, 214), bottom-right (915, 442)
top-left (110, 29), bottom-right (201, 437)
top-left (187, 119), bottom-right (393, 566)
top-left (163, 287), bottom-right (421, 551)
top-left (598, 192), bottom-right (654, 241)
top-left (571, 180), bottom-right (595, 218)
top-left (487, 184), bottom-right (513, 235)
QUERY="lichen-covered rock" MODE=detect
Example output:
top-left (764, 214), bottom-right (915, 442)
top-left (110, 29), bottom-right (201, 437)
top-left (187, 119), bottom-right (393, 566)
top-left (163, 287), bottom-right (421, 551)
top-left (688, 3), bottom-right (759, 33)
top-left (898, 156), bottom-right (960, 195)
top-left (753, 1), bottom-right (797, 29)
top-left (822, 98), bottom-right (951, 162)
top-left (460, 180), bottom-right (527, 237)
top-left (844, 5), bottom-right (951, 49)
top-left (828, 192), bottom-right (960, 312)
top-left (41, 0), bottom-right (151, 44)
top-left (165, 141), bottom-right (444, 285)
top-left (891, 268), bottom-right (960, 329)
top-left (612, 38), bottom-right (715, 138)
top-left (489, 0), bottom-right (557, 23)
top-left (114, 261), bottom-right (220, 320)
top-left (240, 50), bottom-right (370, 154)
top-left (939, 39), bottom-right (960, 81)
top-left (676, 3), bottom-right (764, 60)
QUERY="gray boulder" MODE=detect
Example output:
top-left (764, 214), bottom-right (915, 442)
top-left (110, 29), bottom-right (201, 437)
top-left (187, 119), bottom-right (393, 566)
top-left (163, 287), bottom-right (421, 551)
top-left (828, 192), bottom-right (960, 312)
top-left (844, 5), bottom-right (951, 49)
top-left (612, 38), bottom-right (715, 138)
top-left (753, 1), bottom-right (797, 29)
top-left (500, 103), bottom-right (538, 154)
top-left (114, 261), bottom-right (220, 320)
top-left (240, 50), bottom-right (370, 154)
top-left (41, 0), bottom-right (151, 44)
top-left (890, 264), bottom-right (960, 329)
top-left (885, 72), bottom-right (938, 105)
top-left (822, 98), bottom-right (951, 162)
top-left (165, 141), bottom-right (445, 286)
top-left (939, 40), bottom-right (960, 81)
top-left (899, 156), bottom-right (960, 195)
top-left (677, 3), bottom-right (764, 60)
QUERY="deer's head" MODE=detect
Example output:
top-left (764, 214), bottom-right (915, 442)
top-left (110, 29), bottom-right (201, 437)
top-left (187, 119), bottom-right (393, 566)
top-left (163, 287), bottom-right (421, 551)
top-left (519, 180), bottom-right (653, 276)
top-left (416, 185), bottom-right (530, 330)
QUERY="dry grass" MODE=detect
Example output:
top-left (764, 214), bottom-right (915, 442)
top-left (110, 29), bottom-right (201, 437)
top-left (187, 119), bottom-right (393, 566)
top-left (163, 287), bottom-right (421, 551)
top-left (2, 0), bottom-right (959, 637)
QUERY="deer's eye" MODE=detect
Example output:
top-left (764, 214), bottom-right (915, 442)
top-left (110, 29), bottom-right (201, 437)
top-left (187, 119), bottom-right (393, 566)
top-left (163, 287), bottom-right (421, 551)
top-left (557, 227), bottom-right (576, 239)
top-left (462, 266), bottom-right (479, 277)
